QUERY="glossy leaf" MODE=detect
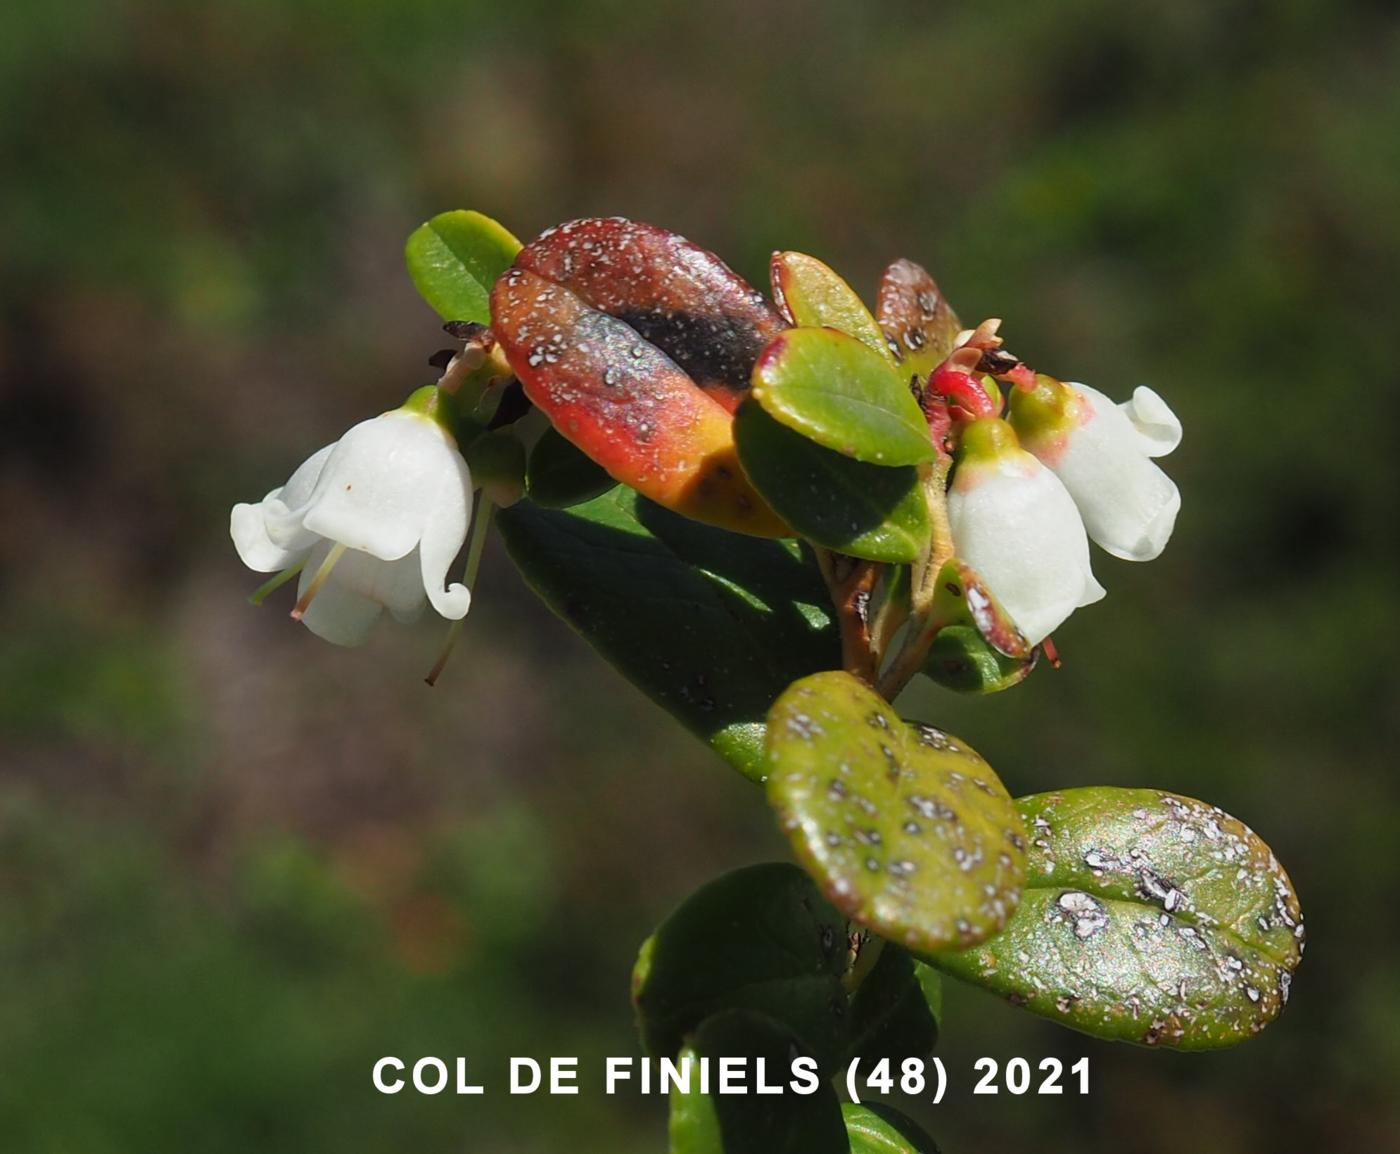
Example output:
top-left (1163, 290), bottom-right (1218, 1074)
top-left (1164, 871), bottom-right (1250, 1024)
top-left (752, 327), bottom-right (935, 466)
top-left (844, 1103), bottom-right (942, 1154)
top-left (632, 863), bottom-right (849, 1069)
top-left (524, 426), bottom-right (615, 508)
top-left (676, 1012), bottom-right (849, 1154)
top-left (515, 216), bottom-right (786, 410)
top-left (875, 259), bottom-right (962, 385)
top-left (928, 788), bottom-right (1305, 1049)
top-left (766, 672), bottom-right (1027, 952)
top-left (405, 210), bottom-right (521, 324)
top-left (844, 941), bottom-right (939, 1065)
top-left (734, 403), bottom-right (930, 564)
top-left (923, 626), bottom-right (1036, 694)
top-left (492, 266), bottom-right (787, 536)
top-left (770, 251), bottom-right (893, 362)
top-left (496, 487), bottom-right (837, 781)
top-left (921, 559), bottom-right (1035, 693)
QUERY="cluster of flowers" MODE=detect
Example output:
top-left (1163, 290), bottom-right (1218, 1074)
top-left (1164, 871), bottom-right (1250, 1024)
top-left (230, 296), bottom-right (1181, 664)
top-left (931, 324), bottom-right (1182, 645)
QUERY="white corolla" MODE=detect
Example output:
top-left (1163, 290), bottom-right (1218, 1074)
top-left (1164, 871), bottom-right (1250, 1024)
top-left (947, 417), bottom-right (1106, 646)
top-left (1010, 376), bottom-right (1182, 562)
top-left (230, 387), bottom-right (473, 645)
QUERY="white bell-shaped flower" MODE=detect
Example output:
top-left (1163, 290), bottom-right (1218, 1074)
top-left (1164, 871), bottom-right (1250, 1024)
top-left (230, 387), bottom-right (473, 646)
top-left (947, 418), bottom-right (1105, 646)
top-left (1010, 376), bottom-right (1181, 562)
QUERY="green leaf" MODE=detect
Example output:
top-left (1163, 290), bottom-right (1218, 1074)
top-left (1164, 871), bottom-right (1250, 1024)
top-left (928, 788), bottom-right (1305, 1049)
top-left (770, 251), bottom-right (894, 362)
top-left (875, 259), bottom-right (962, 385)
top-left (405, 210), bottom-right (521, 324)
top-left (844, 1103), bottom-right (942, 1154)
top-left (676, 1012), bottom-right (849, 1154)
top-left (751, 327), bottom-right (935, 466)
top-left (923, 627), bottom-right (1035, 694)
top-left (765, 672), bottom-right (1027, 952)
top-left (632, 862), bottom-right (849, 1070)
top-left (921, 559), bottom-right (1035, 693)
top-left (734, 403), bottom-right (929, 564)
top-left (496, 487), bottom-right (837, 781)
top-left (669, 1048), bottom-right (724, 1154)
top-left (844, 941), bottom-right (939, 1065)
top-left (524, 426), bottom-right (616, 508)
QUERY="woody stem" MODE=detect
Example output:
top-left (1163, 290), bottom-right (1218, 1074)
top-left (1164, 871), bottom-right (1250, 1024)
top-left (815, 548), bottom-right (880, 686)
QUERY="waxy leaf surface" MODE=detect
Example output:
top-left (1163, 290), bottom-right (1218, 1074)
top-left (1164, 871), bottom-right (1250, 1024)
top-left (929, 788), bottom-right (1304, 1049)
top-left (497, 488), bottom-right (837, 781)
top-left (734, 403), bottom-right (929, 564)
top-left (770, 251), bottom-right (893, 362)
top-left (844, 1103), bottom-right (942, 1154)
top-left (876, 259), bottom-right (962, 385)
top-left (405, 210), bottom-right (521, 324)
top-left (492, 265), bottom-right (786, 536)
top-left (752, 327), bottom-right (935, 466)
top-left (632, 862), bottom-right (849, 1070)
top-left (516, 216), bottom-right (786, 409)
top-left (766, 672), bottom-right (1027, 952)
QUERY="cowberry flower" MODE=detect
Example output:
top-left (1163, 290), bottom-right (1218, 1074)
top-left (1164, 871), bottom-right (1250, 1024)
top-left (230, 386), bottom-right (473, 646)
top-left (946, 417), bottom-right (1105, 646)
top-left (1009, 376), bottom-right (1181, 562)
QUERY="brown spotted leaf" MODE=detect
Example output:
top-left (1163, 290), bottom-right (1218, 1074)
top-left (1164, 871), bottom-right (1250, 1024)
top-left (491, 264), bottom-right (787, 537)
top-left (765, 672), bottom-right (1027, 953)
top-left (516, 217), bottom-right (786, 411)
top-left (876, 259), bottom-right (962, 385)
top-left (927, 788), bottom-right (1304, 1049)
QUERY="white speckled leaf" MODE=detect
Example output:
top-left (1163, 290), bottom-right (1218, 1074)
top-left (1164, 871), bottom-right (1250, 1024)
top-left (765, 672), bottom-right (1027, 953)
top-left (928, 788), bottom-right (1304, 1049)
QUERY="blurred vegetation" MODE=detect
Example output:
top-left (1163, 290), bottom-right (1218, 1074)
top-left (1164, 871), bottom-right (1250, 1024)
top-left (1, 0), bottom-right (1398, 1150)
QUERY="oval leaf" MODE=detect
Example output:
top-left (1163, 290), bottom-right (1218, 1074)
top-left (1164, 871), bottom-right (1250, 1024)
top-left (735, 403), bottom-right (930, 563)
top-left (844, 1103), bottom-right (942, 1154)
top-left (771, 251), bottom-right (894, 362)
top-left (765, 672), bottom-right (1027, 952)
top-left (496, 487), bottom-right (837, 781)
top-left (928, 788), bottom-right (1305, 1049)
top-left (492, 265), bottom-right (787, 536)
top-left (752, 327), bottom-right (936, 466)
top-left (632, 862), bottom-right (850, 1070)
top-left (525, 426), bottom-right (616, 508)
top-left (405, 210), bottom-right (521, 323)
top-left (516, 217), bottom-right (786, 409)
top-left (875, 259), bottom-right (962, 384)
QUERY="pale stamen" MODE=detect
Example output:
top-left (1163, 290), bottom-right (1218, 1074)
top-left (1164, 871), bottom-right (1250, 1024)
top-left (290, 543), bottom-right (348, 621)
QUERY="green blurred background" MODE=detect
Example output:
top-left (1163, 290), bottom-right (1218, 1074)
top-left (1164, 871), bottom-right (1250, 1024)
top-left (2, 0), bottom-right (1397, 1150)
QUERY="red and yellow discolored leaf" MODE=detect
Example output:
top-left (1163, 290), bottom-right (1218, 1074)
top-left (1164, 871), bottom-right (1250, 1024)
top-left (514, 217), bottom-right (787, 412)
top-left (491, 266), bottom-right (788, 536)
